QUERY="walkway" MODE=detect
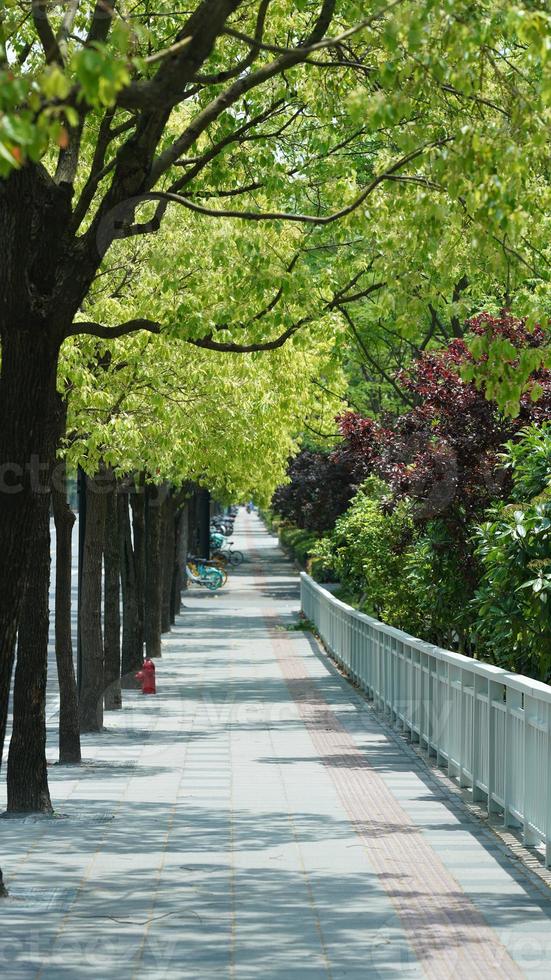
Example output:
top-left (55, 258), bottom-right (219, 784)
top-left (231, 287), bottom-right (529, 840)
top-left (2, 512), bottom-right (551, 978)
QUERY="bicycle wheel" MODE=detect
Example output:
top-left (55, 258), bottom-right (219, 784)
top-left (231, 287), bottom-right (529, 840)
top-left (203, 568), bottom-right (224, 591)
top-left (211, 550), bottom-right (229, 568)
top-left (229, 550), bottom-right (244, 566)
top-left (199, 561), bottom-right (228, 587)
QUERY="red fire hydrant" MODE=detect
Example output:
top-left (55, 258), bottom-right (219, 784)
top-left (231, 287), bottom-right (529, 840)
top-left (136, 657), bottom-right (156, 694)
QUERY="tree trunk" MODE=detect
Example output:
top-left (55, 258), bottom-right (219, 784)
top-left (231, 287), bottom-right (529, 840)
top-left (179, 502), bottom-right (190, 600)
top-left (119, 491), bottom-right (141, 688)
top-left (52, 461), bottom-right (81, 764)
top-left (130, 486), bottom-right (145, 656)
top-left (79, 473), bottom-right (106, 733)
top-left (188, 491), bottom-right (199, 556)
top-left (145, 484), bottom-right (163, 658)
top-left (0, 166), bottom-right (72, 768)
top-left (161, 492), bottom-right (175, 633)
top-left (104, 476), bottom-right (121, 710)
top-left (6, 493), bottom-right (53, 813)
top-left (172, 516), bottom-right (182, 620)
top-left (0, 329), bottom-right (61, 766)
top-left (198, 488), bottom-right (211, 559)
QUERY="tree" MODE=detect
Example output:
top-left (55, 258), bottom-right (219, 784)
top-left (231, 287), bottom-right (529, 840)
top-left (1, 0), bottom-right (551, 889)
top-left (272, 449), bottom-right (355, 533)
top-left (336, 314), bottom-right (551, 520)
top-left (0, 2), bottom-right (394, 775)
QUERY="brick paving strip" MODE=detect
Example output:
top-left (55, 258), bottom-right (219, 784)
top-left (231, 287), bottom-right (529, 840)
top-left (268, 624), bottom-right (522, 979)
top-left (244, 527), bottom-right (524, 979)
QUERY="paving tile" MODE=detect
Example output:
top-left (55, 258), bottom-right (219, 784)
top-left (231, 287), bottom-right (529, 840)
top-left (1, 513), bottom-right (550, 978)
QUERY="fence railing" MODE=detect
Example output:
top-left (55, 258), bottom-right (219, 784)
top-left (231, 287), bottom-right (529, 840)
top-left (301, 572), bottom-right (551, 865)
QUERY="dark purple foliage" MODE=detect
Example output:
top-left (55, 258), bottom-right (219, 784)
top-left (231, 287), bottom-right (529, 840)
top-left (271, 450), bottom-right (355, 533)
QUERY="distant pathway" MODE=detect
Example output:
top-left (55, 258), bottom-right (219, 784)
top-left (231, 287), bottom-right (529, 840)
top-left (1, 512), bottom-right (551, 978)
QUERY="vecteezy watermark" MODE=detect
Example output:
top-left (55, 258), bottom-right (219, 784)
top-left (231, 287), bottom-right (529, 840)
top-left (0, 458), bottom-right (170, 504)
top-left (1, 928), bottom-right (181, 974)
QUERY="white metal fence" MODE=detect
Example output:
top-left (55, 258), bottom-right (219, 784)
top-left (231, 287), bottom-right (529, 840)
top-left (301, 572), bottom-right (551, 865)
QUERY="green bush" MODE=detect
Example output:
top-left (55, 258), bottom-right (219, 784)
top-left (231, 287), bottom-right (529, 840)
top-left (500, 423), bottom-right (551, 502)
top-left (310, 478), bottom-right (423, 629)
top-left (403, 521), bottom-right (478, 653)
top-left (308, 536), bottom-right (338, 583)
top-left (473, 426), bottom-right (551, 680)
top-left (278, 524), bottom-right (319, 568)
top-left (473, 502), bottom-right (551, 680)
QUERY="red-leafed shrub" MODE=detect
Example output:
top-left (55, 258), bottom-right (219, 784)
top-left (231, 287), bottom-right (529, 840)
top-left (334, 313), bottom-right (551, 522)
top-left (270, 449), bottom-right (355, 534)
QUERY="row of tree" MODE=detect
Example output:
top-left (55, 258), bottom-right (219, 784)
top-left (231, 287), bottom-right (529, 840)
top-left (9, 475), bottom-right (208, 813)
top-left (1, 0), bottom-right (550, 894)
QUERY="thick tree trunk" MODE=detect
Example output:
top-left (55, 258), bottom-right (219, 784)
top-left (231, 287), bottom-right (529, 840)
top-left (161, 492), bottom-right (175, 633)
top-left (0, 331), bottom-right (61, 766)
top-left (145, 484), bottom-right (163, 658)
top-left (6, 494), bottom-right (53, 813)
top-left (79, 473), bottom-right (106, 733)
top-left (104, 477), bottom-right (121, 710)
top-left (0, 167), bottom-right (71, 768)
top-left (119, 491), bottom-right (142, 688)
top-left (130, 487), bottom-right (145, 655)
top-left (52, 461), bottom-right (81, 764)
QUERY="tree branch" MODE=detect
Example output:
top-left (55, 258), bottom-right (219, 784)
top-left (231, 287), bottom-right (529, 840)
top-left (31, 0), bottom-right (63, 65)
top-left (191, 264), bottom-right (383, 353)
top-left (86, 0), bottom-right (115, 46)
top-left (158, 99), bottom-right (288, 192)
top-left (116, 0), bottom-right (245, 111)
top-left (339, 306), bottom-right (415, 407)
top-left (146, 139), bottom-right (451, 226)
top-left (65, 319), bottom-right (162, 340)
top-left (193, 0), bottom-right (271, 84)
top-left (188, 322), bottom-right (304, 353)
top-left (57, 0), bottom-right (80, 60)
top-left (222, 0), bottom-right (405, 59)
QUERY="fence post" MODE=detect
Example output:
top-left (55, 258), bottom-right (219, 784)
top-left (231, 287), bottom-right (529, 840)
top-left (487, 678), bottom-right (503, 816)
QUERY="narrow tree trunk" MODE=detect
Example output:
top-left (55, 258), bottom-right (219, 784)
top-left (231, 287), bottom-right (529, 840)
top-left (161, 492), bottom-right (175, 633)
top-left (172, 505), bottom-right (183, 621)
top-left (181, 502), bottom-right (190, 594)
top-left (119, 491), bottom-right (141, 688)
top-left (52, 461), bottom-right (81, 764)
top-left (6, 494), bottom-right (53, 813)
top-left (145, 484), bottom-right (163, 658)
top-left (104, 476), bottom-right (121, 710)
top-left (130, 486), bottom-right (145, 655)
top-left (198, 488), bottom-right (211, 559)
top-left (189, 491), bottom-right (200, 556)
top-left (79, 473), bottom-right (106, 733)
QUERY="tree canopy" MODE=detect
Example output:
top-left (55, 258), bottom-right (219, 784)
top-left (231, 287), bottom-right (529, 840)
top-left (1, 0), bottom-right (549, 367)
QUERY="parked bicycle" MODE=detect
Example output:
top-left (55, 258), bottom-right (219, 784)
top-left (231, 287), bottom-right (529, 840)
top-left (211, 543), bottom-right (244, 567)
top-left (186, 562), bottom-right (224, 591)
top-left (189, 557), bottom-right (228, 587)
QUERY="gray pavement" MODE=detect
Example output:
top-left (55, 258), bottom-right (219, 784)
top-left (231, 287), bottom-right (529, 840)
top-left (1, 512), bottom-right (551, 978)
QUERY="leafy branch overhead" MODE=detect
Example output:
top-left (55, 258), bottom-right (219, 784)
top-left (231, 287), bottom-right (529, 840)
top-left (1, 1), bottom-right (549, 390)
